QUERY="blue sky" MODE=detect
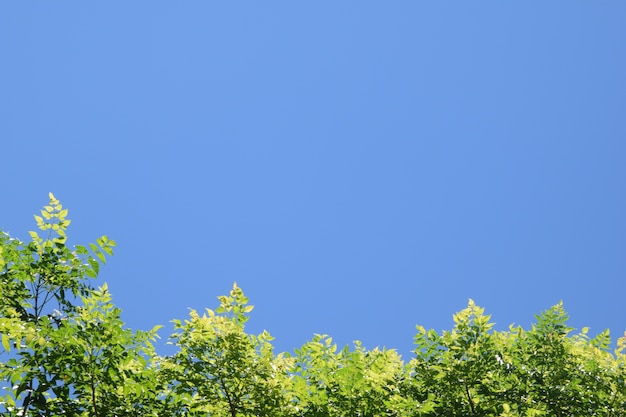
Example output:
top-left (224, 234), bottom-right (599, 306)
top-left (1, 2), bottom-right (625, 358)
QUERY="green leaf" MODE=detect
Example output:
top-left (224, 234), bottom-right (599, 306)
top-left (2, 333), bottom-right (11, 352)
top-left (88, 257), bottom-right (100, 275)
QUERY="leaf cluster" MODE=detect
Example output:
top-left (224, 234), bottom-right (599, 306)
top-left (1, 195), bottom-right (625, 416)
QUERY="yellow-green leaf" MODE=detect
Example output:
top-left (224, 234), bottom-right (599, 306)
top-left (1, 333), bottom-right (10, 353)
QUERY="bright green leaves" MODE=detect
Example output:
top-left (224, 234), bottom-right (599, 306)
top-left (407, 300), bottom-right (500, 416)
top-left (76, 235), bottom-right (116, 279)
top-left (215, 282), bottom-right (254, 325)
top-left (290, 336), bottom-right (404, 416)
top-left (0, 194), bottom-right (130, 416)
top-left (405, 300), bottom-right (626, 417)
top-left (40, 283), bottom-right (163, 416)
top-left (167, 282), bottom-right (290, 416)
top-left (29, 192), bottom-right (72, 249)
top-left (3, 195), bottom-right (626, 417)
top-left (1, 333), bottom-right (10, 353)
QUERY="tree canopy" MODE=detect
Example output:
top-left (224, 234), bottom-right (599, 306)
top-left (1, 194), bottom-right (625, 416)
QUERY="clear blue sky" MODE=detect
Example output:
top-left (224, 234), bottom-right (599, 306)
top-left (2, 2), bottom-right (625, 358)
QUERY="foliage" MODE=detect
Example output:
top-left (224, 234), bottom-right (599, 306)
top-left (289, 336), bottom-right (404, 416)
top-left (1, 195), bottom-right (625, 416)
top-left (0, 194), bottom-right (162, 416)
top-left (164, 283), bottom-right (292, 416)
top-left (404, 301), bottom-right (626, 416)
